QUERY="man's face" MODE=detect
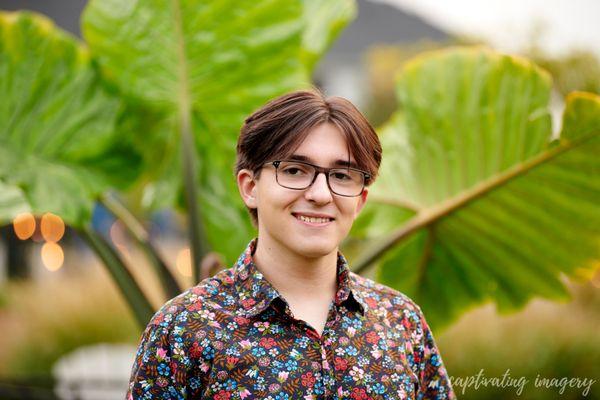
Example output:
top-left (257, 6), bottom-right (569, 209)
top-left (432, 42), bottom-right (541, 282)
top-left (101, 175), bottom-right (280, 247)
top-left (237, 122), bottom-right (369, 259)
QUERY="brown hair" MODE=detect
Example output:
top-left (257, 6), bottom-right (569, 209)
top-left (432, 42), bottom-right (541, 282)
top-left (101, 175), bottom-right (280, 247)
top-left (235, 88), bottom-right (382, 226)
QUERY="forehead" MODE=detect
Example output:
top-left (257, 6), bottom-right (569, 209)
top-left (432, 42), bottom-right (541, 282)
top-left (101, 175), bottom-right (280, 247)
top-left (283, 123), bottom-right (358, 168)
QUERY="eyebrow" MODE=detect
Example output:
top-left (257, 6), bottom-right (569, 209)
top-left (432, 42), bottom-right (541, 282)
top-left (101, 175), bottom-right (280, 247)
top-left (288, 154), bottom-right (360, 169)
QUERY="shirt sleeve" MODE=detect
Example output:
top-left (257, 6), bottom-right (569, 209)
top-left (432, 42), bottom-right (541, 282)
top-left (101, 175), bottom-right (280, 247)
top-left (126, 306), bottom-right (210, 399)
top-left (413, 308), bottom-right (457, 400)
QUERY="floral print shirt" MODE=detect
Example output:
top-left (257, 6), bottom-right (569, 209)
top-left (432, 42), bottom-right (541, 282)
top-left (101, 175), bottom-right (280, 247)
top-left (127, 238), bottom-right (456, 399)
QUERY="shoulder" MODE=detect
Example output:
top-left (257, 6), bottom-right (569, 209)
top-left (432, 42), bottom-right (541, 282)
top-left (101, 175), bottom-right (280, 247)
top-left (350, 271), bottom-right (422, 312)
top-left (145, 267), bottom-right (237, 334)
top-left (349, 271), bottom-right (427, 329)
top-left (128, 268), bottom-right (238, 394)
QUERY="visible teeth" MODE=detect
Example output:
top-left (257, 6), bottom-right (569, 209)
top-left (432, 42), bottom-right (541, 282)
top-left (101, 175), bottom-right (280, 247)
top-left (297, 215), bottom-right (330, 223)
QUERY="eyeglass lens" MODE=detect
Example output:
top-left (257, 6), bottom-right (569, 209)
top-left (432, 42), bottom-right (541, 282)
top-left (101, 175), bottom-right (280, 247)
top-left (276, 161), bottom-right (364, 196)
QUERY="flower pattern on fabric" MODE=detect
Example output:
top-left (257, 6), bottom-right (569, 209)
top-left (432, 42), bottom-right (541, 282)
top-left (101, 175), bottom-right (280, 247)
top-left (127, 238), bottom-right (456, 399)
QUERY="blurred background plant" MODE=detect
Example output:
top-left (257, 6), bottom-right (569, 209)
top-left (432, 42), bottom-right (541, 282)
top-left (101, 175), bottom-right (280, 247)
top-left (0, 0), bottom-right (598, 399)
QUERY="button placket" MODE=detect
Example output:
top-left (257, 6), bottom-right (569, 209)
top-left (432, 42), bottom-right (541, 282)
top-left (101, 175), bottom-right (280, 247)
top-left (320, 305), bottom-right (341, 399)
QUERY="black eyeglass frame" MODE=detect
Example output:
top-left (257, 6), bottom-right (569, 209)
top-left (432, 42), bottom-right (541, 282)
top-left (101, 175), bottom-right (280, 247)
top-left (262, 160), bottom-right (371, 197)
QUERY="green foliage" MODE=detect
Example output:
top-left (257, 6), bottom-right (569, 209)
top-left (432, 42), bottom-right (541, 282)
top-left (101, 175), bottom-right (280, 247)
top-left (0, 181), bottom-right (29, 224)
top-left (81, 0), bottom-right (356, 265)
top-left (301, 0), bottom-right (356, 70)
top-left (0, 12), bottom-right (141, 228)
top-left (0, 2), bottom-right (356, 327)
top-left (82, 0), bottom-right (309, 264)
top-left (352, 46), bottom-right (600, 331)
top-left (1, 0), bottom-right (598, 355)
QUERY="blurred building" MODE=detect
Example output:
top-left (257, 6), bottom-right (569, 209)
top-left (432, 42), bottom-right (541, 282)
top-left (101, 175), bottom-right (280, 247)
top-left (314, 0), bottom-right (447, 108)
top-left (0, 0), bottom-right (87, 36)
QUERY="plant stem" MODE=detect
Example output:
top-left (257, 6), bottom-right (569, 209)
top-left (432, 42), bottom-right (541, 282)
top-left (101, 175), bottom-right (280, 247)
top-left (180, 123), bottom-right (210, 284)
top-left (78, 225), bottom-right (155, 328)
top-left (100, 192), bottom-right (182, 299)
top-left (352, 129), bottom-right (598, 275)
top-left (352, 213), bottom-right (427, 275)
top-left (172, 0), bottom-right (210, 283)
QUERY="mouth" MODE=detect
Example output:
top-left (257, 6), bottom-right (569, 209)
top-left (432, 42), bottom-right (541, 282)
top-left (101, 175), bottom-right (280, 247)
top-left (291, 213), bottom-right (335, 227)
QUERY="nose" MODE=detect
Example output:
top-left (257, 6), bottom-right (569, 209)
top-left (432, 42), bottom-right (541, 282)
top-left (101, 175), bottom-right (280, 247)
top-left (304, 172), bottom-right (333, 204)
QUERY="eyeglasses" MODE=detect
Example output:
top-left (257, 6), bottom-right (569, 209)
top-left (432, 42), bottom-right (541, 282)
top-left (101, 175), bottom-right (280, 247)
top-left (263, 160), bottom-right (370, 197)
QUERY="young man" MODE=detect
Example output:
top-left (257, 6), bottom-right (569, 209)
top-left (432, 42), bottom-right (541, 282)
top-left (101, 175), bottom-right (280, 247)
top-left (127, 90), bottom-right (456, 399)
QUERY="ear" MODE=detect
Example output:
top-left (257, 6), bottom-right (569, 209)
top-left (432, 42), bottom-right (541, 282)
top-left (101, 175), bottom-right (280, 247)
top-left (353, 187), bottom-right (369, 218)
top-left (237, 169), bottom-right (258, 209)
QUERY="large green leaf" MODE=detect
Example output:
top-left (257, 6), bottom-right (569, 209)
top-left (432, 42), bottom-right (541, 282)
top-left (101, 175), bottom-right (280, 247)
top-left (82, 0), bottom-right (353, 263)
top-left (0, 180), bottom-right (30, 225)
top-left (353, 47), bottom-right (600, 330)
top-left (301, 0), bottom-right (356, 70)
top-left (0, 11), bottom-right (140, 227)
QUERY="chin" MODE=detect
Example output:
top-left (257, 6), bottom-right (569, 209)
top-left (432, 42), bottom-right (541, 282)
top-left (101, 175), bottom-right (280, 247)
top-left (290, 237), bottom-right (338, 258)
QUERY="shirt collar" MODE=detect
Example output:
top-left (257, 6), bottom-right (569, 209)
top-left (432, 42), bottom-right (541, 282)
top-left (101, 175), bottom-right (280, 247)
top-left (234, 238), bottom-right (366, 318)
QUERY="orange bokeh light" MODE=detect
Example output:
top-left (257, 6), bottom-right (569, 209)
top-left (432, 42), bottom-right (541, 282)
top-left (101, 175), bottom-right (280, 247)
top-left (13, 212), bottom-right (36, 240)
top-left (41, 212), bottom-right (65, 242)
top-left (41, 242), bottom-right (64, 271)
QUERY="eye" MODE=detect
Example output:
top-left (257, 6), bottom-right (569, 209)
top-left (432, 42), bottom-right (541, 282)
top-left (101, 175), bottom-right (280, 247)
top-left (281, 165), bottom-right (309, 176)
top-left (331, 171), bottom-right (352, 181)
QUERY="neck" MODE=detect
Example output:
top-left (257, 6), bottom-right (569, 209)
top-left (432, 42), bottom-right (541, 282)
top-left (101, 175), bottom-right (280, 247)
top-left (252, 234), bottom-right (338, 301)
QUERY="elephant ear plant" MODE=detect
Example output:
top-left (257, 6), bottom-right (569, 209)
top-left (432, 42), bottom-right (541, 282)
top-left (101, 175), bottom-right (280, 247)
top-left (351, 47), bottom-right (600, 330)
top-left (81, 0), bottom-right (358, 280)
top-left (0, 1), bottom-right (356, 327)
top-left (0, 11), bottom-right (154, 326)
top-left (2, 4), bottom-right (598, 332)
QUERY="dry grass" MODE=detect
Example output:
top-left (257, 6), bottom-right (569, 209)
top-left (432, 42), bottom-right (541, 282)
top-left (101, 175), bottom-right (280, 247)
top-left (0, 266), bottom-right (140, 377)
top-left (436, 279), bottom-right (600, 399)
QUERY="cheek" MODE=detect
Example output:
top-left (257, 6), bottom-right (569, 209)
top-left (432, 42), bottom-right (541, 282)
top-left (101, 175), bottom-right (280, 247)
top-left (336, 199), bottom-right (360, 221)
top-left (257, 184), bottom-right (298, 212)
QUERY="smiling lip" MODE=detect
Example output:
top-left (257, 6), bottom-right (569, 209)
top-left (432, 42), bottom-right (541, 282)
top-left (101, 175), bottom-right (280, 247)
top-left (292, 212), bottom-right (335, 227)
